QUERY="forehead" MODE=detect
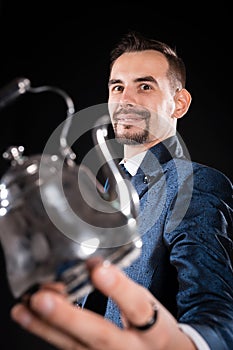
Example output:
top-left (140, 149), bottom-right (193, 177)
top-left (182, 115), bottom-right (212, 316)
top-left (110, 50), bottom-right (169, 81)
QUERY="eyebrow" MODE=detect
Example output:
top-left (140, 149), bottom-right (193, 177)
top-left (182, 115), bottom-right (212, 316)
top-left (108, 75), bottom-right (159, 87)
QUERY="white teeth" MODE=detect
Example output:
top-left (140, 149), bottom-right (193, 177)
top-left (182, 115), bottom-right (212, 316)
top-left (118, 117), bottom-right (143, 121)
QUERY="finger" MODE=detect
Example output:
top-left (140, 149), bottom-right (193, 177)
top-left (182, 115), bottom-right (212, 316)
top-left (11, 303), bottom-right (88, 350)
top-left (91, 263), bottom-right (195, 349)
top-left (39, 281), bottom-right (67, 294)
top-left (91, 262), bottom-right (158, 327)
top-left (12, 289), bottom-right (130, 350)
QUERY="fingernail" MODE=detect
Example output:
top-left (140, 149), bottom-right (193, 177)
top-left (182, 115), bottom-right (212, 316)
top-left (11, 306), bottom-right (31, 328)
top-left (86, 256), bottom-right (104, 271)
top-left (95, 261), bottom-right (116, 288)
top-left (31, 293), bottom-right (55, 316)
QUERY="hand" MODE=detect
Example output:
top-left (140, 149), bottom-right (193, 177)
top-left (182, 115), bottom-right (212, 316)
top-left (11, 262), bottom-right (196, 349)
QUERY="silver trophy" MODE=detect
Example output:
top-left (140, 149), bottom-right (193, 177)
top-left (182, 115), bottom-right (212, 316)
top-left (0, 78), bottom-right (141, 303)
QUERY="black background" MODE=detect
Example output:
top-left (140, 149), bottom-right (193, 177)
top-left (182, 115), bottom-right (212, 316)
top-left (0, 1), bottom-right (232, 348)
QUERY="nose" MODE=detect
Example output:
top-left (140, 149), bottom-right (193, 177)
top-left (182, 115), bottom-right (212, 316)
top-left (119, 86), bottom-right (137, 106)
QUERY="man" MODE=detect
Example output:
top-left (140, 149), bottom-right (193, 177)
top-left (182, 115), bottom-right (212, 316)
top-left (11, 31), bottom-right (233, 349)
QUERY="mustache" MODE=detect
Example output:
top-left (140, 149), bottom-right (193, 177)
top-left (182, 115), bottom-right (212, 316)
top-left (113, 107), bottom-right (150, 120)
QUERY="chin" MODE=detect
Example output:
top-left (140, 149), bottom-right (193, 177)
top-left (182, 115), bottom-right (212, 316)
top-left (115, 130), bottom-right (149, 145)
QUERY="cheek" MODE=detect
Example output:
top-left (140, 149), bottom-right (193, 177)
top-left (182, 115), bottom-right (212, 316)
top-left (156, 98), bottom-right (175, 117)
top-left (163, 94), bottom-right (176, 114)
top-left (108, 100), bottom-right (118, 118)
top-left (141, 97), bottom-right (159, 113)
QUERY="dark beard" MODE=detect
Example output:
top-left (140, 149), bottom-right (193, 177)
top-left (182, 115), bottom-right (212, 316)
top-left (114, 128), bottom-right (149, 145)
top-left (113, 113), bottom-right (150, 145)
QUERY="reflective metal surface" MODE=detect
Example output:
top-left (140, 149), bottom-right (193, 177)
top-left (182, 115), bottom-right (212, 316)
top-left (0, 116), bottom-right (141, 303)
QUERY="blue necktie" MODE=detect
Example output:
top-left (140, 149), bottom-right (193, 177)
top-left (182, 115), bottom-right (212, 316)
top-left (119, 163), bottom-right (132, 178)
top-left (104, 163), bottom-right (132, 193)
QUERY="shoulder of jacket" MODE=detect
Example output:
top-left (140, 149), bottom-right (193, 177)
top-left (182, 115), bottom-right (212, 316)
top-left (192, 162), bottom-right (233, 199)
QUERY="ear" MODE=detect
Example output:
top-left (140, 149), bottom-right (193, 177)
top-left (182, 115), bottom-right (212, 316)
top-left (172, 88), bottom-right (192, 119)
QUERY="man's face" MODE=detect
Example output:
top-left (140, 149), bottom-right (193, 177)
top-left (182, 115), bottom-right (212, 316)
top-left (108, 50), bottom-right (178, 145)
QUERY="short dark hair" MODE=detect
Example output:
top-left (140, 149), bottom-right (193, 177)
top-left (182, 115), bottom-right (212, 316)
top-left (110, 31), bottom-right (186, 90)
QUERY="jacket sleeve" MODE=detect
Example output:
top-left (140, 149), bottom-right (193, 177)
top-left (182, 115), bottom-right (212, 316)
top-left (164, 165), bottom-right (233, 350)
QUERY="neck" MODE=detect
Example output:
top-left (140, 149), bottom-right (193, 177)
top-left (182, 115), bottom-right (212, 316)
top-left (123, 139), bottom-right (161, 160)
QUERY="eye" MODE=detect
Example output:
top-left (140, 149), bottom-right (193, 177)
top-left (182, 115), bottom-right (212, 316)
top-left (111, 85), bottom-right (124, 93)
top-left (140, 84), bottom-right (152, 91)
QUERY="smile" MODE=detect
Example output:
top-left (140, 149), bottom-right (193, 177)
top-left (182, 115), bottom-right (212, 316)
top-left (115, 115), bottom-right (146, 123)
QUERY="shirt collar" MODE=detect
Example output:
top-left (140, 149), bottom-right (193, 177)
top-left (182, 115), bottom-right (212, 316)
top-left (119, 151), bottom-right (147, 176)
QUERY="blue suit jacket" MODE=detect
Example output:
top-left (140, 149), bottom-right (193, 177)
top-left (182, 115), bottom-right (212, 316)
top-left (104, 135), bottom-right (233, 349)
